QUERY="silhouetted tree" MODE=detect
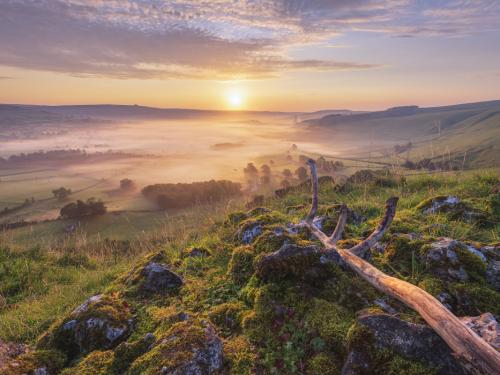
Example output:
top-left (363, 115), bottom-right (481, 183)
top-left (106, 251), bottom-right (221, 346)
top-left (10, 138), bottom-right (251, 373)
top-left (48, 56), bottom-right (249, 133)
top-left (52, 187), bottom-right (72, 201)
top-left (295, 166), bottom-right (308, 181)
top-left (282, 169), bottom-right (293, 179)
top-left (120, 178), bottom-right (136, 191)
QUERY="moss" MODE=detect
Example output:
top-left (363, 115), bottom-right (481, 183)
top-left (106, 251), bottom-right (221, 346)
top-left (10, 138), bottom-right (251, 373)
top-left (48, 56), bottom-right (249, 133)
top-left (6, 350), bottom-right (66, 375)
top-left (60, 351), bottom-right (114, 375)
top-left (209, 301), bottom-right (246, 337)
top-left (450, 282), bottom-right (500, 315)
top-left (382, 237), bottom-right (424, 277)
top-left (418, 277), bottom-right (445, 297)
top-left (111, 333), bottom-right (156, 373)
top-left (307, 353), bottom-right (339, 375)
top-left (383, 355), bottom-right (437, 375)
top-left (346, 322), bottom-right (373, 351)
top-left (304, 299), bottom-right (352, 354)
top-left (227, 246), bottom-right (255, 285)
top-left (226, 211), bottom-right (248, 225)
top-left (415, 195), bottom-right (449, 211)
top-left (237, 211), bottom-right (288, 237)
top-left (224, 335), bottom-right (256, 375)
top-left (454, 244), bottom-right (487, 282)
top-left (252, 229), bottom-right (292, 254)
top-left (128, 320), bottom-right (208, 375)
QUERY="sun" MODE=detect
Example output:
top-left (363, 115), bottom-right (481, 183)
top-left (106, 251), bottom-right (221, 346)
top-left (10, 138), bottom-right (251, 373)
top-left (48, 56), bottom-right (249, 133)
top-left (226, 91), bottom-right (244, 109)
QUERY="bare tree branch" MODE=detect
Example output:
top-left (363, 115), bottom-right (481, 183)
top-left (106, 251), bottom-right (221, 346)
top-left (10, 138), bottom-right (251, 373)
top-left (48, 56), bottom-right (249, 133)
top-left (348, 197), bottom-right (398, 258)
top-left (329, 203), bottom-right (348, 245)
top-left (305, 159), bottom-right (318, 223)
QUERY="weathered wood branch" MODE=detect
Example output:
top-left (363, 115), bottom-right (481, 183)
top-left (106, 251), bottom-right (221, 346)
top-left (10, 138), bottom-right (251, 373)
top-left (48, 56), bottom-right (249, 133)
top-left (303, 159), bottom-right (500, 375)
top-left (329, 203), bottom-right (347, 245)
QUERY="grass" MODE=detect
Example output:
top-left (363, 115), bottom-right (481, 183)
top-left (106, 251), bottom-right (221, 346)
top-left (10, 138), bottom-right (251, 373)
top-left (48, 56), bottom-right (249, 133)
top-left (1, 168), bottom-right (499, 374)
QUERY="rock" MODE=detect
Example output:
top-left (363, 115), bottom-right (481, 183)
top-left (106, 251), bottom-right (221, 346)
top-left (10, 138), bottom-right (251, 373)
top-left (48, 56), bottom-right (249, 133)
top-left (255, 244), bottom-right (331, 283)
top-left (139, 262), bottom-right (183, 295)
top-left (240, 223), bottom-right (262, 244)
top-left (460, 313), bottom-right (499, 350)
top-left (341, 349), bottom-right (370, 375)
top-left (424, 238), bottom-right (469, 282)
top-left (185, 247), bottom-right (211, 258)
top-left (357, 311), bottom-right (468, 375)
top-left (464, 245), bottom-right (487, 263)
top-left (38, 294), bottom-right (132, 360)
top-left (486, 260), bottom-right (500, 291)
top-left (373, 298), bottom-right (398, 315)
top-left (419, 195), bottom-right (461, 214)
top-left (417, 196), bottom-right (488, 225)
top-left (130, 321), bottom-right (224, 375)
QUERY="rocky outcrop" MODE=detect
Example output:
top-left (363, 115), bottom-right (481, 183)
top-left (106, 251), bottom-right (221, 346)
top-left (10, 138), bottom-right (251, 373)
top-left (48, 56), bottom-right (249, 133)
top-left (356, 311), bottom-right (469, 375)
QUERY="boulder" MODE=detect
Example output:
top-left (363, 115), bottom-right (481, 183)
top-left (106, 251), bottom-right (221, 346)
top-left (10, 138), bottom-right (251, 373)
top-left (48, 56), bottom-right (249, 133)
top-left (460, 313), bottom-right (499, 351)
top-left (357, 311), bottom-right (468, 375)
top-left (139, 262), bottom-right (183, 295)
top-left (38, 294), bottom-right (132, 360)
top-left (417, 196), bottom-right (488, 224)
top-left (423, 238), bottom-right (470, 282)
top-left (129, 321), bottom-right (224, 375)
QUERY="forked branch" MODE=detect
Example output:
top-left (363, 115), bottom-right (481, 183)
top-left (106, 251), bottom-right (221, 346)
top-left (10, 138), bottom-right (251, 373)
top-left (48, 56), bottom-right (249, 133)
top-left (302, 159), bottom-right (500, 375)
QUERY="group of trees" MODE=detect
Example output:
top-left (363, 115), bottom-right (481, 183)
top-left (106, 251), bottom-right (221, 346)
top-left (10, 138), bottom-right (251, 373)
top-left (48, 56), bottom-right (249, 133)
top-left (142, 180), bottom-right (242, 210)
top-left (0, 149), bottom-right (145, 166)
top-left (119, 178), bottom-right (136, 191)
top-left (60, 198), bottom-right (107, 219)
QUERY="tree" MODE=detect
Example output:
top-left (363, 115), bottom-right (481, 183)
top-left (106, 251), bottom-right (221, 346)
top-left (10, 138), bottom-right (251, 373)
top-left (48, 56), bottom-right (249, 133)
top-left (282, 169), bottom-right (293, 179)
top-left (120, 178), bottom-right (136, 191)
top-left (244, 163), bottom-right (259, 189)
top-left (295, 166), bottom-right (308, 181)
top-left (52, 187), bottom-right (72, 201)
top-left (60, 198), bottom-right (107, 219)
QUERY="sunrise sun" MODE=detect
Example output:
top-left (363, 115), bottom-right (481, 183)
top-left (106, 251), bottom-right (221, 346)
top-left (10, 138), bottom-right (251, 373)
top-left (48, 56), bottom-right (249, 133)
top-left (226, 91), bottom-right (244, 109)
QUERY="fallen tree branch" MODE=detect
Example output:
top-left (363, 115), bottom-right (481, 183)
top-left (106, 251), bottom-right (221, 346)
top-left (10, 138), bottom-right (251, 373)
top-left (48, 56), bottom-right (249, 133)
top-left (302, 159), bottom-right (500, 375)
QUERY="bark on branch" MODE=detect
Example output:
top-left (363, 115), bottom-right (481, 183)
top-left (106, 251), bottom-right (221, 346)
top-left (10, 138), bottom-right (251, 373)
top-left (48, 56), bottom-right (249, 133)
top-left (302, 159), bottom-right (500, 375)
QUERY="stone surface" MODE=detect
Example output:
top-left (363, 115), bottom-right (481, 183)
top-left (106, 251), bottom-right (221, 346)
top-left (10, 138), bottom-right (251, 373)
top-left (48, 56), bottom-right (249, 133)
top-left (357, 311), bottom-right (468, 375)
top-left (240, 223), bottom-right (262, 244)
top-left (40, 294), bottom-right (132, 360)
top-left (139, 262), bottom-right (183, 294)
top-left (460, 313), bottom-right (499, 351)
top-left (425, 238), bottom-right (469, 282)
top-left (341, 349), bottom-right (370, 375)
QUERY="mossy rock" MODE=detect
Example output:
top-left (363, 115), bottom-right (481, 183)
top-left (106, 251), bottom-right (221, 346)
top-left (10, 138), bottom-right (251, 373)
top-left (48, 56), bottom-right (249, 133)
top-left (449, 282), bottom-right (500, 316)
top-left (255, 244), bottom-right (333, 284)
top-left (125, 261), bottom-right (183, 296)
top-left (252, 228), bottom-right (293, 254)
top-left (184, 246), bottom-right (211, 258)
top-left (129, 320), bottom-right (224, 375)
top-left (416, 195), bottom-right (489, 226)
top-left (236, 211), bottom-right (288, 244)
top-left (4, 350), bottom-right (66, 375)
top-left (37, 293), bottom-right (132, 361)
top-left (227, 246), bottom-right (255, 285)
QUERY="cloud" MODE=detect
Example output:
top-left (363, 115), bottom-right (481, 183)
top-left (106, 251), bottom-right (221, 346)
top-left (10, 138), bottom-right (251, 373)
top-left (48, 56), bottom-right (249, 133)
top-left (0, 0), bottom-right (498, 80)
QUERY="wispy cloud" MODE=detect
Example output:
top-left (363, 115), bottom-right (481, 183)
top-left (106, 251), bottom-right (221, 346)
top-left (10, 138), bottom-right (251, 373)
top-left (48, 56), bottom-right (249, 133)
top-left (0, 1), bottom-right (498, 80)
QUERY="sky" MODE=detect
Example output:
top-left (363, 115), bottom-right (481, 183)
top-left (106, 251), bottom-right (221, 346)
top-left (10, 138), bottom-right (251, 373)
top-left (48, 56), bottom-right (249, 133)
top-left (1, 0), bottom-right (500, 111)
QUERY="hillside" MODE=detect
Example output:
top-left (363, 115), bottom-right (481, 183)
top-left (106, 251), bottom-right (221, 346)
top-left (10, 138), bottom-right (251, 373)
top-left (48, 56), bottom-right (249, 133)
top-left (303, 100), bottom-right (500, 168)
top-left (1, 169), bottom-right (499, 374)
